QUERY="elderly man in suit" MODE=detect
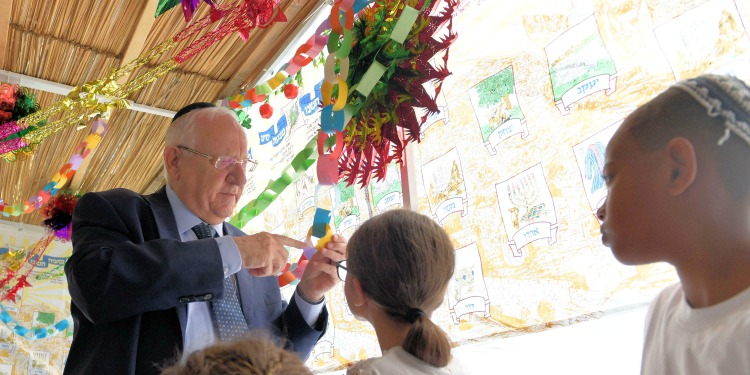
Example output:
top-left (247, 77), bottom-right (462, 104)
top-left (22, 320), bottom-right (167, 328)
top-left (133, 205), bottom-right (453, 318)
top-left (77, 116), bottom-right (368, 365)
top-left (64, 103), bottom-right (346, 375)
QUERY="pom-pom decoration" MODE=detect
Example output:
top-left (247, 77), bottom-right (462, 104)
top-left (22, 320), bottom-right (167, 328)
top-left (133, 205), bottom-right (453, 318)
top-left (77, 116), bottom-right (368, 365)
top-left (339, 0), bottom-right (458, 187)
top-left (283, 83), bottom-right (299, 99)
top-left (41, 192), bottom-right (80, 242)
top-left (259, 102), bottom-right (274, 119)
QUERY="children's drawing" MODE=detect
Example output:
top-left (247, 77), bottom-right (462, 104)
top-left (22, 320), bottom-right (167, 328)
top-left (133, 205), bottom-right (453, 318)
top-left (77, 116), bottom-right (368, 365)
top-left (468, 65), bottom-right (528, 155)
top-left (573, 121), bottom-right (621, 218)
top-left (447, 243), bottom-right (490, 324)
top-left (654, 0), bottom-right (750, 81)
top-left (545, 15), bottom-right (617, 115)
top-left (331, 181), bottom-right (360, 236)
top-left (421, 148), bottom-right (469, 224)
top-left (496, 164), bottom-right (558, 257)
top-left (369, 163), bottom-right (403, 214)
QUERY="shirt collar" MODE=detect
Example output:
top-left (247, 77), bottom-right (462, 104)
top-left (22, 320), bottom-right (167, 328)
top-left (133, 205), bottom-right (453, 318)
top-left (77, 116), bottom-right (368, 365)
top-left (165, 184), bottom-right (224, 237)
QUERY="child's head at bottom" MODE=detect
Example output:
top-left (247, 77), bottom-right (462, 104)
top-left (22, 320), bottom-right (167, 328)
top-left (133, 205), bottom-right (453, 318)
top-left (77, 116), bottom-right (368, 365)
top-left (161, 336), bottom-right (312, 375)
top-left (344, 209), bottom-right (456, 367)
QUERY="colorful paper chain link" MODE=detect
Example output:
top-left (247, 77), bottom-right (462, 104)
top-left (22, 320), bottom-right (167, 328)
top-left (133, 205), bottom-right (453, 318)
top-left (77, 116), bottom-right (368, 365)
top-left (0, 0), bottom-right (285, 162)
top-left (0, 119), bottom-right (108, 217)
top-left (0, 304), bottom-right (72, 340)
top-left (278, 209), bottom-right (333, 287)
top-left (229, 136), bottom-right (319, 228)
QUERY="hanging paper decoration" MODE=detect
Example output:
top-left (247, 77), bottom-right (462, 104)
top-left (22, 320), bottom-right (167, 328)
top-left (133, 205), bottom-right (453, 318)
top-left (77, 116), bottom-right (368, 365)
top-left (41, 192), bottom-right (80, 242)
top-left (0, 119), bottom-right (107, 217)
top-left (339, 0), bottom-right (458, 187)
top-left (0, 0), bottom-right (287, 162)
top-left (0, 304), bottom-right (73, 340)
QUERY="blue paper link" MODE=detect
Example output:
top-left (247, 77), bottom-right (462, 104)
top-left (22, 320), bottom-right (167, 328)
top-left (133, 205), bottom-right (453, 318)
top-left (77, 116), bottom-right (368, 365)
top-left (313, 208), bottom-right (332, 237)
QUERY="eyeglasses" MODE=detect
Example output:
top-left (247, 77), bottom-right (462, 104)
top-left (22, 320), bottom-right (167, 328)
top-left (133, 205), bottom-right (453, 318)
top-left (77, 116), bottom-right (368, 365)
top-left (335, 260), bottom-right (347, 282)
top-left (177, 145), bottom-right (258, 172)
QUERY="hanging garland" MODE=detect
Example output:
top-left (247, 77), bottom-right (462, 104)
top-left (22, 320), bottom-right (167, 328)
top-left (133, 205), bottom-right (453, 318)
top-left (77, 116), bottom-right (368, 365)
top-left (0, 119), bottom-right (107, 218)
top-left (0, 0), bottom-right (286, 162)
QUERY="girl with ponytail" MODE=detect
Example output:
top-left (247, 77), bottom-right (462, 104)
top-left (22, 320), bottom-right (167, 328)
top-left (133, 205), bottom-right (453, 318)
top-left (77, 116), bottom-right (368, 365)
top-left (343, 209), bottom-right (464, 374)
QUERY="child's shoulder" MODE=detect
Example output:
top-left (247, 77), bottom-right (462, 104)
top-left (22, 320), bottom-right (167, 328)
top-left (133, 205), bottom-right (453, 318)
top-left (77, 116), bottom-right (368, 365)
top-left (346, 358), bottom-right (378, 375)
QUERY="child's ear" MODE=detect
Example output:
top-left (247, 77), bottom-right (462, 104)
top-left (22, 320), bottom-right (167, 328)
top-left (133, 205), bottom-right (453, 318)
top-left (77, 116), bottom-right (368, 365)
top-left (666, 137), bottom-right (697, 195)
top-left (349, 276), bottom-right (368, 307)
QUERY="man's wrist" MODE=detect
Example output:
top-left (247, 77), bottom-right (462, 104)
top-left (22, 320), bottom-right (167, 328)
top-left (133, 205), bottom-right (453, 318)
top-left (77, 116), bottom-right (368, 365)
top-left (296, 287), bottom-right (325, 305)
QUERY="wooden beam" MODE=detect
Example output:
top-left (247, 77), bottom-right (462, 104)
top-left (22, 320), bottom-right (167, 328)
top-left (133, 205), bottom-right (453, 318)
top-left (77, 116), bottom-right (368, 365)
top-left (0, 1), bottom-right (12, 69)
top-left (116, 0), bottom-right (160, 84)
top-left (218, 0), bottom-right (328, 98)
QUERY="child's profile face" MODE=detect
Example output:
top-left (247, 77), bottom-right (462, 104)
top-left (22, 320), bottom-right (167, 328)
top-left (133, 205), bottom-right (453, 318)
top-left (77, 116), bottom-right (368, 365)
top-left (597, 108), bottom-right (672, 265)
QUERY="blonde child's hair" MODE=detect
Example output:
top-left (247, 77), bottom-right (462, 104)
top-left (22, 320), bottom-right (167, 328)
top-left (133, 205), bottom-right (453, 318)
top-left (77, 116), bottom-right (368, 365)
top-left (347, 209), bottom-right (456, 367)
top-left (161, 337), bottom-right (312, 375)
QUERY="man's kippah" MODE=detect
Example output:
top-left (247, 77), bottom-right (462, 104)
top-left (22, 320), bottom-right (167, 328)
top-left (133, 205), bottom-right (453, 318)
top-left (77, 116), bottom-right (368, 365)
top-left (171, 102), bottom-right (215, 123)
top-left (672, 74), bottom-right (750, 147)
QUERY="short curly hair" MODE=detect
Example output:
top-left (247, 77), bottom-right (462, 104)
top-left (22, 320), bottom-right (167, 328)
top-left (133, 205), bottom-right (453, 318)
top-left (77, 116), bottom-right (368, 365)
top-left (160, 337), bottom-right (313, 375)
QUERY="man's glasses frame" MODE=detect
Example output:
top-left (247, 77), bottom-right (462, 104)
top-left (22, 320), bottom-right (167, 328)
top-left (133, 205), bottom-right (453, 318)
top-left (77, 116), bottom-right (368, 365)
top-left (335, 260), bottom-right (347, 282)
top-left (177, 145), bottom-right (258, 172)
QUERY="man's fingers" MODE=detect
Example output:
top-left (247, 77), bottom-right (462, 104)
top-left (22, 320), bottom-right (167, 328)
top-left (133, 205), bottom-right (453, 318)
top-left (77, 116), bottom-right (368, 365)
top-left (272, 234), bottom-right (307, 249)
top-left (318, 249), bottom-right (345, 263)
top-left (309, 260), bottom-right (337, 277)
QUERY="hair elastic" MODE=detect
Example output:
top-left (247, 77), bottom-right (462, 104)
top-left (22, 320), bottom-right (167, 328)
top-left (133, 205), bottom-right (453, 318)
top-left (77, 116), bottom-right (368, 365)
top-left (405, 308), bottom-right (425, 323)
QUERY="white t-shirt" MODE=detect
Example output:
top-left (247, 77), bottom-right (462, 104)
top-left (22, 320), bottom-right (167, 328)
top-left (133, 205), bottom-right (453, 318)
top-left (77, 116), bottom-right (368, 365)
top-left (347, 346), bottom-right (466, 375)
top-left (642, 283), bottom-right (750, 374)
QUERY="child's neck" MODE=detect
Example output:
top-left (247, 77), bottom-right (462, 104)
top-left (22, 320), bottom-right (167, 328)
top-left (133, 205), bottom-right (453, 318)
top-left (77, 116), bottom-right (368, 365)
top-left (677, 242), bottom-right (750, 308)
top-left (369, 307), bottom-right (412, 353)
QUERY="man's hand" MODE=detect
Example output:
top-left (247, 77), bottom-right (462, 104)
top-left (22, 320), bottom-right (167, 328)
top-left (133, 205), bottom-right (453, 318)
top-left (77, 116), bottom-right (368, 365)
top-left (233, 233), bottom-right (305, 277)
top-left (297, 235), bottom-right (347, 302)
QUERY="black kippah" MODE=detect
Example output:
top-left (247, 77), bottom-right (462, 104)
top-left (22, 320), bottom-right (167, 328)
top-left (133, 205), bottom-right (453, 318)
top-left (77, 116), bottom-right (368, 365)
top-left (171, 102), bottom-right (216, 122)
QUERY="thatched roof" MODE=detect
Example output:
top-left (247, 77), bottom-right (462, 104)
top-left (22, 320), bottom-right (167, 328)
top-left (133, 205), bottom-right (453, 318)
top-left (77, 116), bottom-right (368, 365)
top-left (0, 0), bottom-right (325, 226)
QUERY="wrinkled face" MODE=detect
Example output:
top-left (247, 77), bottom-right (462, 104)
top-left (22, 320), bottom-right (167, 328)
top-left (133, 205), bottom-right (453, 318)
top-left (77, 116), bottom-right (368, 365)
top-left (596, 109), bottom-right (670, 265)
top-left (170, 112), bottom-right (248, 224)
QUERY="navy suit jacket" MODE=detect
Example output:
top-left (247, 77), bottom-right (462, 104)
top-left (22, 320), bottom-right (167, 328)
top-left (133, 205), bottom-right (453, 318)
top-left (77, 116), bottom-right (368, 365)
top-left (64, 187), bottom-right (326, 375)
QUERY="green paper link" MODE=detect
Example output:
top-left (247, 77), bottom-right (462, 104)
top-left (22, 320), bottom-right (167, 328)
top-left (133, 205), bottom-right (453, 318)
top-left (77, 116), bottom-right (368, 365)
top-left (255, 82), bottom-right (273, 95)
top-left (356, 61), bottom-right (387, 97)
top-left (390, 6), bottom-right (420, 44)
top-left (229, 137), bottom-right (319, 228)
top-left (327, 32), bottom-right (340, 54)
top-left (336, 29), bottom-right (353, 59)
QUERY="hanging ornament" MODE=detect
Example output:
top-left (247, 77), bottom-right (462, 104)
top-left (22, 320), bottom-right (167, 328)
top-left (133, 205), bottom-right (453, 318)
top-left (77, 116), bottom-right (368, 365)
top-left (259, 102), bottom-right (274, 119)
top-left (283, 83), bottom-right (299, 99)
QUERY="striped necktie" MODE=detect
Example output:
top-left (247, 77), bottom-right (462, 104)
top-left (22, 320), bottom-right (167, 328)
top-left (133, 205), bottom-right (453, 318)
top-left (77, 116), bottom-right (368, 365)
top-left (191, 223), bottom-right (249, 341)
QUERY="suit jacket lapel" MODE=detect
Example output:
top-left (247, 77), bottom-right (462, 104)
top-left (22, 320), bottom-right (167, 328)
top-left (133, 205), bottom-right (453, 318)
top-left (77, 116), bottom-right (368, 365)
top-left (144, 187), bottom-right (188, 336)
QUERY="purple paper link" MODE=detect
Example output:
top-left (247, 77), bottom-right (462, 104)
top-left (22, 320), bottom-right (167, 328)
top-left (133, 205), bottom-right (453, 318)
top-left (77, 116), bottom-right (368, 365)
top-left (303, 246), bottom-right (317, 260)
top-left (0, 121), bottom-right (20, 139)
top-left (68, 154), bottom-right (84, 170)
top-left (91, 120), bottom-right (108, 135)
